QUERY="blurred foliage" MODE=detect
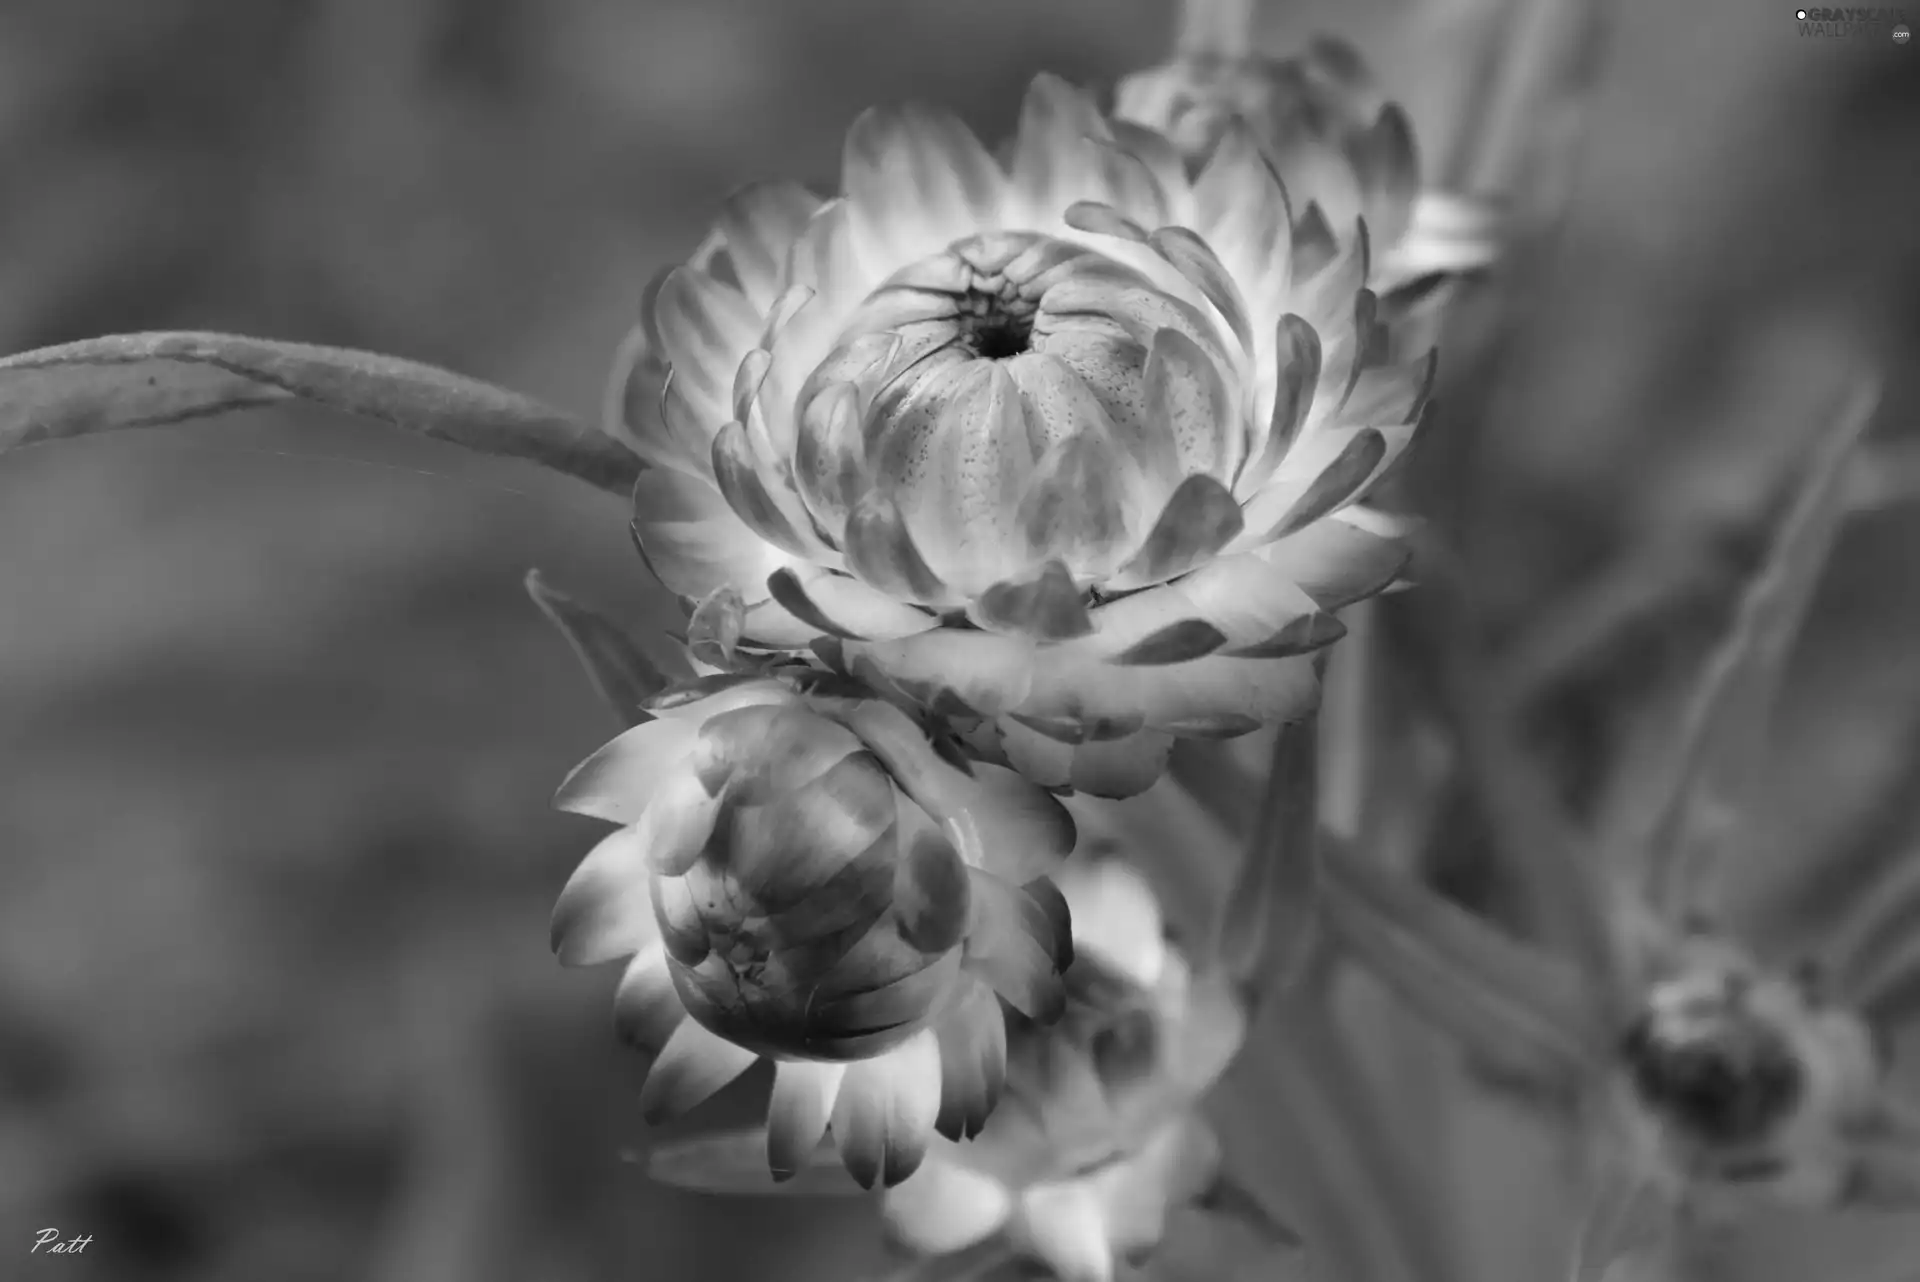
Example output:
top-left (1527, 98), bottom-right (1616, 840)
top-left (2, 1), bottom-right (1918, 1281)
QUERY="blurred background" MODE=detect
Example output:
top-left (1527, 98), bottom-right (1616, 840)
top-left (1, 1), bottom-right (1917, 1280)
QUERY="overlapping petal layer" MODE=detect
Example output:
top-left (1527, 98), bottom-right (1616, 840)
top-left (615, 63), bottom-right (1451, 797)
top-left (880, 859), bottom-right (1251, 1281)
top-left (550, 668), bottom-right (1077, 1187)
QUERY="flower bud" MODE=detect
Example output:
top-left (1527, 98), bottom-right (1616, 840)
top-left (551, 669), bottom-right (1077, 1188)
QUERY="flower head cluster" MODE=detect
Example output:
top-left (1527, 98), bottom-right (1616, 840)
top-left (1617, 931), bottom-right (1889, 1217)
top-left (612, 68), bottom-right (1438, 799)
top-left (1114, 36), bottom-right (1501, 296)
top-left (550, 666), bottom-right (1077, 1188)
top-left (881, 859), bottom-right (1252, 1282)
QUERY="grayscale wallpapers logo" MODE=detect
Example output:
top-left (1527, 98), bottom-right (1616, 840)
top-left (1795, 6), bottom-right (1912, 39)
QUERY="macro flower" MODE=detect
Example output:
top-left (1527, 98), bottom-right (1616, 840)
top-left (611, 68), bottom-right (1437, 799)
top-left (1113, 36), bottom-right (1502, 298)
top-left (549, 665), bottom-right (1077, 1188)
top-left (879, 858), bottom-right (1262, 1282)
top-left (1614, 929), bottom-right (1894, 1220)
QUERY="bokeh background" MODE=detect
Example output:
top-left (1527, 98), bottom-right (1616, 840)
top-left (2, 1), bottom-right (1918, 1280)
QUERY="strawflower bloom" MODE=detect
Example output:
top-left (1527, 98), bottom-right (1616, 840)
top-left (549, 664), bottom-right (1078, 1188)
top-left (1113, 36), bottom-right (1502, 301)
top-left (880, 859), bottom-right (1256, 1282)
top-left (610, 67), bottom-right (1437, 799)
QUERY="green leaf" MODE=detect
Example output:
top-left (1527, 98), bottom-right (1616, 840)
top-left (1217, 714), bottom-right (1321, 1006)
top-left (0, 331), bottom-right (641, 496)
top-left (1631, 374), bottom-right (1880, 922)
top-left (524, 571), bottom-right (676, 727)
top-left (1319, 837), bottom-right (1608, 1081)
top-left (639, 1126), bottom-right (866, 1198)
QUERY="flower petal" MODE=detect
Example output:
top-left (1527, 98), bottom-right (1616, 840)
top-left (844, 489), bottom-right (954, 607)
top-left (686, 584), bottom-right (746, 668)
top-left (883, 1153), bottom-right (1016, 1254)
top-left (1067, 732), bottom-right (1178, 800)
top-left (915, 362), bottom-right (1039, 596)
top-left (1274, 429), bottom-right (1387, 538)
top-left (718, 181), bottom-right (824, 311)
top-left (612, 943), bottom-right (686, 1053)
top-left (552, 826), bottom-right (665, 966)
top-left (1015, 432), bottom-right (1142, 581)
top-left (794, 379), bottom-right (872, 538)
top-left (1174, 552), bottom-right (1342, 653)
top-left (1111, 473), bottom-right (1244, 588)
top-left (653, 266), bottom-right (763, 424)
top-left (711, 419), bottom-right (819, 559)
top-left (1010, 74), bottom-right (1113, 225)
top-left (767, 566), bottom-right (937, 641)
top-left (1350, 105), bottom-right (1419, 252)
top-left (1142, 327), bottom-right (1237, 487)
top-left (933, 979), bottom-right (1009, 1141)
top-left (844, 629), bottom-right (1037, 719)
top-left (632, 466), bottom-right (787, 601)
top-left (976, 560), bottom-right (1095, 641)
top-left (1190, 121), bottom-right (1292, 311)
top-left (1237, 314), bottom-right (1322, 497)
top-left (768, 1060), bottom-right (848, 1181)
top-left (1017, 1181), bottom-right (1115, 1282)
top-left (894, 829), bottom-right (974, 955)
top-left (1252, 510), bottom-right (1412, 609)
top-left (830, 1029), bottom-right (945, 1188)
top-left (837, 700), bottom-right (1076, 880)
top-left (553, 717), bottom-right (702, 823)
top-left (1054, 859), bottom-right (1166, 989)
top-left (638, 1017), bottom-right (759, 1124)
top-left (1148, 227), bottom-right (1254, 357)
top-left (844, 104), bottom-right (1005, 273)
top-left (963, 869), bottom-right (1070, 1023)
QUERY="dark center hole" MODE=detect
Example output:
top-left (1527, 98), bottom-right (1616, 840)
top-left (971, 314), bottom-right (1031, 359)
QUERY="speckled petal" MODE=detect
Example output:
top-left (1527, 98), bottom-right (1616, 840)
top-left (829, 1029), bottom-right (945, 1189)
top-left (794, 379), bottom-right (871, 537)
top-left (912, 362), bottom-right (1039, 597)
top-left (1142, 327), bottom-right (1237, 487)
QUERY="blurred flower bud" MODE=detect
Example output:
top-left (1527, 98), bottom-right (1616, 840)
top-left (881, 858), bottom-right (1256, 1280)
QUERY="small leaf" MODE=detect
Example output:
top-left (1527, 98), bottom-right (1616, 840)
top-left (641, 1126), bottom-right (866, 1198)
top-left (1217, 715), bottom-right (1321, 1007)
top-left (0, 331), bottom-right (640, 495)
top-left (525, 571), bottom-right (675, 727)
top-left (1633, 373), bottom-right (1880, 921)
top-left (1319, 837), bottom-right (1608, 1079)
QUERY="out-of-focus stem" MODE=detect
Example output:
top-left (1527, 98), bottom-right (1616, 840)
top-left (1172, 0), bottom-right (1258, 60)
